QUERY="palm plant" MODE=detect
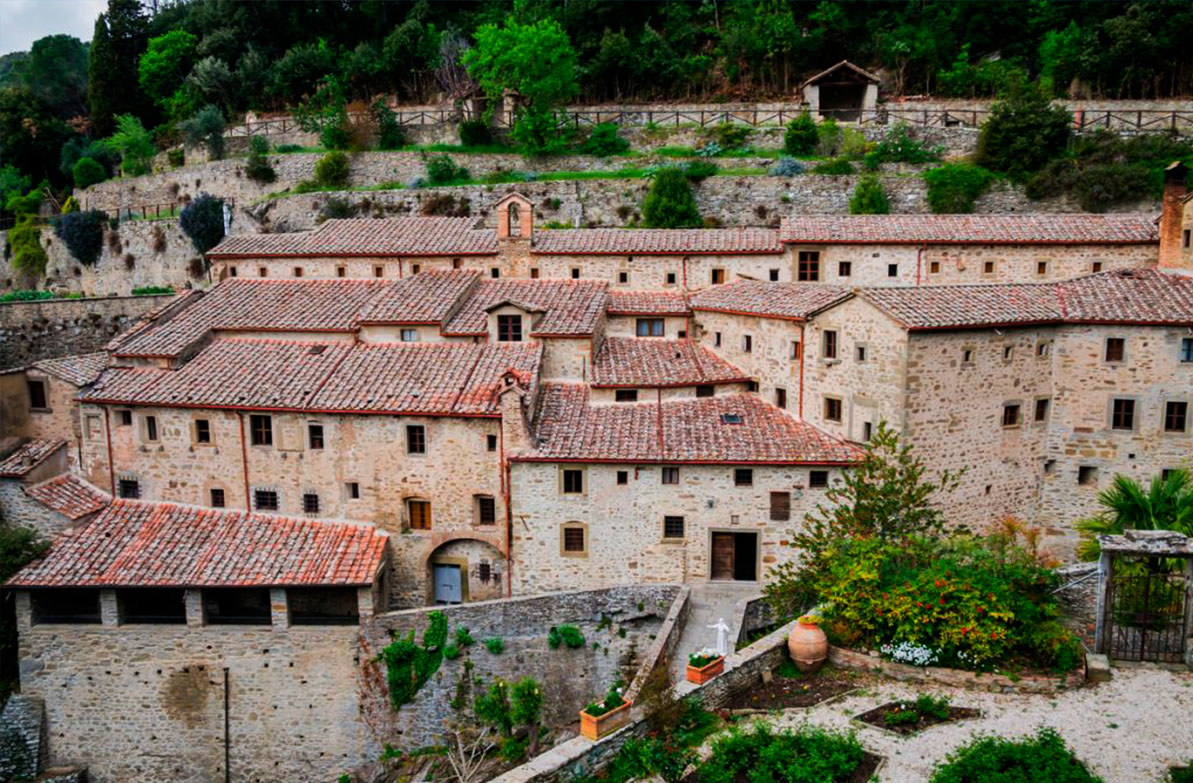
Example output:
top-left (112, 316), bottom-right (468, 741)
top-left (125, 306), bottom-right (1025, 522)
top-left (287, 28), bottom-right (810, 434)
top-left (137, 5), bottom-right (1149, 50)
top-left (1076, 470), bottom-right (1193, 570)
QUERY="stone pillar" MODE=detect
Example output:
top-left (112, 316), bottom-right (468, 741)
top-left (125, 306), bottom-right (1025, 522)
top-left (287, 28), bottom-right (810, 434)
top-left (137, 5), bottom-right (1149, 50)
top-left (185, 588), bottom-right (204, 627)
top-left (357, 586), bottom-right (375, 621)
top-left (271, 588), bottom-right (289, 629)
top-left (99, 590), bottom-right (120, 627)
top-left (1093, 551), bottom-right (1114, 655)
top-left (15, 591), bottom-right (32, 633)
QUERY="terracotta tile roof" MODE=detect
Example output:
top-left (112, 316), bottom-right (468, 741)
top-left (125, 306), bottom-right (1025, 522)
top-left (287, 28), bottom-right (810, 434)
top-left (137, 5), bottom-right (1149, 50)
top-left (24, 473), bottom-right (110, 520)
top-left (30, 352), bottom-right (109, 387)
top-left (0, 440), bottom-right (66, 478)
top-left (356, 270), bottom-right (480, 324)
top-left (590, 338), bottom-right (748, 388)
top-left (689, 280), bottom-right (852, 320)
top-left (606, 290), bottom-right (691, 316)
top-left (533, 228), bottom-right (782, 255)
top-left (860, 269), bottom-right (1193, 330)
top-left (779, 214), bottom-right (1159, 245)
top-left (84, 338), bottom-right (541, 416)
top-left (522, 384), bottom-right (862, 464)
top-left (109, 279), bottom-right (389, 358)
top-left (443, 279), bottom-right (608, 336)
top-left (6, 499), bottom-right (388, 588)
top-left (207, 217), bottom-right (497, 258)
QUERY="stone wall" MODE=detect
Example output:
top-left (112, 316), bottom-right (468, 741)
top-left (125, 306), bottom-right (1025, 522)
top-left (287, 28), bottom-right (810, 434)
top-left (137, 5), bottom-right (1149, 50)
top-left (0, 294), bottom-right (173, 371)
top-left (357, 585), bottom-right (679, 750)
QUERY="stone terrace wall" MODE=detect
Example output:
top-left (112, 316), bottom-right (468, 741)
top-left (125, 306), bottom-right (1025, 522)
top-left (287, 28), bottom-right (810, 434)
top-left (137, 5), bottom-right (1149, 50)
top-left (0, 294), bottom-right (174, 370)
top-left (358, 585), bottom-right (679, 750)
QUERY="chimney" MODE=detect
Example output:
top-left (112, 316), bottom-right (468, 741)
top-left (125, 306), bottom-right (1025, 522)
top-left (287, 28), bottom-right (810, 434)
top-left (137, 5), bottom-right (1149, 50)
top-left (1158, 161), bottom-right (1189, 271)
top-left (497, 370), bottom-right (534, 455)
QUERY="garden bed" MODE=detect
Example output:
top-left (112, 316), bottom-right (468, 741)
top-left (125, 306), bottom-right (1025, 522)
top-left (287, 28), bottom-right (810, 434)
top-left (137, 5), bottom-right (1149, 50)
top-left (854, 699), bottom-right (981, 736)
top-left (828, 646), bottom-right (1086, 694)
top-left (725, 663), bottom-right (865, 711)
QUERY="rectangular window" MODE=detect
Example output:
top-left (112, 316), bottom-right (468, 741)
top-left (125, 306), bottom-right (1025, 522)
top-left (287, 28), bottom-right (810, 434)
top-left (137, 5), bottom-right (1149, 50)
top-left (1105, 337), bottom-right (1125, 363)
top-left (636, 318), bottom-right (665, 337)
top-left (26, 379), bottom-right (47, 410)
top-left (144, 415), bottom-right (158, 442)
top-left (118, 479), bottom-right (140, 499)
top-left (249, 414), bottom-right (272, 446)
top-left (570, 267), bottom-right (581, 279)
top-left (487, 434), bottom-right (498, 451)
top-left (119, 409), bottom-right (132, 426)
top-left (530, 267), bottom-right (540, 279)
top-left (288, 587), bottom-right (359, 625)
top-left (373, 265), bottom-right (384, 278)
top-left (616, 470), bottom-right (629, 485)
top-left (1185, 228), bottom-right (1192, 248)
top-left (1002, 403), bottom-right (1021, 428)
top-left (400, 328), bottom-right (419, 342)
top-left (711, 268), bottom-right (725, 285)
top-left (1037, 341), bottom-right (1051, 357)
top-left (666, 272), bottom-right (677, 285)
top-left (743, 335), bottom-right (753, 353)
top-left (863, 421), bottom-right (873, 441)
top-left (1003, 345), bottom-right (1013, 360)
top-left (963, 348), bottom-right (974, 364)
top-left (769, 268), bottom-right (780, 281)
top-left (491, 268), bottom-right (501, 279)
top-left (824, 397), bottom-right (843, 422)
top-left (1164, 401), bottom-right (1188, 433)
top-left (1092, 261), bottom-right (1103, 273)
top-left (302, 492), bottom-right (320, 514)
top-left (409, 499), bottom-right (432, 530)
top-left (714, 332), bottom-right (722, 347)
top-left (823, 331), bottom-right (838, 360)
top-left (308, 423), bottom-right (324, 449)
top-left (983, 260), bottom-right (995, 275)
top-left (497, 314), bottom-right (523, 342)
top-left (336, 266), bottom-right (345, 278)
top-left (809, 470), bottom-right (829, 489)
top-left (856, 345), bottom-right (867, 362)
top-left (254, 489), bottom-right (278, 511)
top-left (118, 588), bottom-right (186, 625)
top-left (190, 419), bottom-right (210, 445)
top-left (929, 261), bottom-right (940, 274)
top-left (661, 466), bottom-right (679, 485)
top-left (775, 388), bottom-right (787, 409)
top-left (230, 266), bottom-right (239, 277)
top-left (1180, 338), bottom-right (1193, 363)
top-left (477, 495), bottom-right (496, 525)
top-left (615, 389), bottom-right (639, 402)
top-left (696, 385), bottom-right (715, 398)
top-left (1078, 465), bottom-right (1098, 486)
top-left (1111, 398), bottom-right (1135, 430)
top-left (204, 588), bottom-right (271, 625)
top-left (562, 469), bottom-right (584, 494)
top-left (734, 468), bottom-right (753, 487)
top-left (1037, 261), bottom-right (1048, 276)
top-left (259, 266), bottom-right (268, 277)
top-left (411, 264), bottom-right (421, 275)
top-left (407, 425), bottom-right (426, 454)
top-left (663, 516), bottom-right (685, 539)
top-left (31, 588), bottom-right (101, 625)
top-left (563, 525), bottom-right (586, 553)
top-left (797, 251), bottom-right (820, 281)
top-left (887, 263), bottom-right (898, 278)
top-left (618, 271), bottom-right (629, 284)
top-left (1035, 398), bottom-right (1050, 422)
top-left (837, 261), bottom-right (852, 278)
top-left (347, 482), bottom-right (360, 499)
top-left (293, 267), bottom-right (304, 278)
top-left (790, 341), bottom-right (801, 361)
top-left (769, 491), bottom-right (790, 521)
top-left (210, 488), bottom-right (225, 507)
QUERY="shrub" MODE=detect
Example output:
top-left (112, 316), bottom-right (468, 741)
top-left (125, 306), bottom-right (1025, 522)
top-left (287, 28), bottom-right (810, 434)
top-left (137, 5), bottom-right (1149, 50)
top-left (54, 209), bottom-right (106, 266)
top-left (642, 167), bottom-right (701, 228)
top-left (768, 157), bottom-right (805, 177)
top-left (318, 197), bottom-right (357, 222)
top-left (420, 193), bottom-right (471, 217)
top-left (454, 627), bottom-right (475, 647)
top-left (812, 158), bottom-right (854, 175)
top-left (709, 122), bottom-right (751, 151)
top-left (1028, 161), bottom-right (1154, 212)
top-left (424, 154), bottom-right (470, 186)
top-left (975, 84), bottom-right (1071, 181)
top-left (8, 219), bottom-right (48, 281)
top-left (930, 728), bottom-right (1101, 783)
top-left (1170, 766), bottom-right (1193, 783)
top-left (0, 290), bottom-right (54, 302)
top-left (458, 119), bottom-right (493, 147)
top-left (371, 99), bottom-right (406, 150)
top-left (245, 136), bottom-right (276, 185)
top-left (698, 724), bottom-right (867, 783)
top-left (548, 624), bottom-right (586, 649)
top-left (72, 157), bottom-right (107, 189)
top-left (784, 112), bottom-right (818, 156)
top-left (276, 144), bottom-right (303, 154)
top-left (816, 117), bottom-right (842, 156)
top-left (683, 160), bottom-right (719, 182)
top-left (167, 148), bottom-right (185, 167)
top-left (314, 150), bottom-right (351, 188)
top-left (131, 285), bottom-right (175, 295)
top-left (442, 643), bottom-right (461, 660)
top-left (98, 114), bottom-right (156, 177)
top-left (381, 611), bottom-right (447, 708)
top-left (581, 123), bottom-right (630, 157)
top-left (179, 193), bottom-right (226, 254)
top-left (179, 104), bottom-right (227, 161)
top-left (865, 123), bottom-right (942, 166)
top-left (484, 637), bottom-right (504, 654)
top-left (840, 126), bottom-right (869, 160)
top-left (849, 175), bottom-right (890, 214)
top-left (924, 164), bottom-right (997, 213)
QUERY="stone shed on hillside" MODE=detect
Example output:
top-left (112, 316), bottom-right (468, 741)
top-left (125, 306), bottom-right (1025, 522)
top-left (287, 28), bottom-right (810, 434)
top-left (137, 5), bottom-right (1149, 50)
top-left (801, 60), bottom-right (881, 121)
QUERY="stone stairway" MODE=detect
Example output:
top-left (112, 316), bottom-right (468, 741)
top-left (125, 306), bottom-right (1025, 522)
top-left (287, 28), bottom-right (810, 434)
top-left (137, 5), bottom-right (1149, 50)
top-left (669, 581), bottom-right (761, 685)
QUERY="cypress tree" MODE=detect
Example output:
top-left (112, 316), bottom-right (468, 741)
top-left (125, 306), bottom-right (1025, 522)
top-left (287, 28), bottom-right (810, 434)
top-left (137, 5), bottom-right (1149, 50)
top-left (87, 0), bottom-right (149, 137)
top-left (642, 168), bottom-right (702, 228)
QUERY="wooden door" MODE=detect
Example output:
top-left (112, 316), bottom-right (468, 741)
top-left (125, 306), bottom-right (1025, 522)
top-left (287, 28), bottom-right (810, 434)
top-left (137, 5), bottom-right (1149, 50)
top-left (711, 533), bottom-right (735, 580)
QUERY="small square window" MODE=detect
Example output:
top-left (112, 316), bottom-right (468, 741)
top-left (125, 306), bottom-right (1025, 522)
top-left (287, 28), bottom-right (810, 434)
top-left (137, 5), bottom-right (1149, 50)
top-left (308, 423), bottom-right (324, 449)
top-left (562, 469), bottom-right (584, 494)
top-left (491, 268), bottom-right (501, 279)
top-left (733, 468), bottom-right (753, 487)
top-left (302, 492), bottom-right (320, 514)
top-left (118, 479), bottom-right (140, 499)
top-left (837, 261), bottom-right (852, 278)
top-left (452, 258), bottom-right (462, 269)
top-left (618, 271), bottom-right (629, 284)
top-left (809, 470), bottom-right (829, 489)
top-left (1111, 398), bottom-right (1135, 430)
top-left (336, 266), bottom-right (346, 278)
top-left (26, 379), bottom-right (47, 410)
top-left (411, 264), bottom-right (421, 275)
top-left (775, 388), bottom-right (787, 409)
top-left (1078, 466), bottom-right (1098, 486)
top-left (1105, 337), bottom-right (1125, 363)
top-left (1034, 398), bottom-right (1050, 422)
top-left (1002, 403), bottom-right (1021, 428)
top-left (1037, 261), bottom-right (1048, 276)
top-left (1164, 401), bottom-right (1188, 433)
top-left (616, 470), bottom-right (629, 485)
top-left (563, 526), bottom-right (586, 553)
top-left (487, 434), bottom-right (498, 452)
top-left (254, 489), bottom-right (278, 511)
top-left (711, 269), bottom-right (725, 285)
top-left (769, 269), bottom-right (779, 281)
top-left (661, 466), bottom-right (679, 485)
top-left (477, 495), bottom-right (496, 525)
top-left (929, 261), bottom-right (941, 274)
top-left (696, 385), bottom-right (715, 398)
top-left (530, 267), bottom-right (540, 279)
top-left (347, 482), bottom-right (360, 500)
top-left (230, 266), bottom-right (238, 277)
top-left (887, 263), bottom-right (898, 278)
top-left (1037, 341), bottom-right (1050, 357)
top-left (497, 314), bottom-right (523, 342)
top-left (408, 499), bottom-right (432, 530)
top-left (797, 252), bottom-right (820, 282)
top-left (983, 260), bottom-right (995, 275)
top-left (119, 410), bottom-right (133, 426)
top-left (666, 272), bottom-right (677, 285)
top-left (824, 397), bottom-right (843, 423)
top-left (663, 516), bottom-right (685, 539)
top-left (210, 488), bottom-right (225, 507)
top-left (1091, 261), bottom-right (1103, 273)
top-left (746, 380), bottom-right (759, 392)
top-left (407, 425), bottom-right (426, 454)
top-left (195, 419), bottom-right (211, 444)
top-left (259, 266), bottom-right (268, 277)
top-left (373, 265), bottom-right (384, 278)
top-left (616, 389), bottom-right (639, 402)
top-left (570, 268), bottom-right (581, 279)
top-left (400, 328), bottom-right (419, 342)
top-left (293, 266), bottom-right (304, 278)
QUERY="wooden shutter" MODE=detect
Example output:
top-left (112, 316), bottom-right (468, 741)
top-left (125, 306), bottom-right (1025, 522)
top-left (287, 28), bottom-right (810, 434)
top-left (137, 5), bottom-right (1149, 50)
top-left (770, 491), bottom-right (791, 521)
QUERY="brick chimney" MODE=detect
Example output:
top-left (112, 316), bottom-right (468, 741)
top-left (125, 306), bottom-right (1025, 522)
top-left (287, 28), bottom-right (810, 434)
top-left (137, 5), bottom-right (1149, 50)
top-left (496, 369), bottom-right (534, 455)
top-left (1158, 161), bottom-right (1189, 271)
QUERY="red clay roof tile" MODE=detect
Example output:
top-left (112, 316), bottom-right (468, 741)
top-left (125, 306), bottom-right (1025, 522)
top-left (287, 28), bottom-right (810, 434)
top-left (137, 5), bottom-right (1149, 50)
top-left (30, 353), bottom-right (109, 387)
top-left (0, 440), bottom-right (66, 478)
top-left (590, 338), bottom-right (748, 388)
top-left (533, 227), bottom-right (781, 255)
top-left (780, 214), bottom-right (1159, 245)
top-left (442, 279), bottom-right (608, 336)
top-left (24, 473), bottom-right (111, 520)
top-left (207, 217), bottom-right (497, 258)
top-left (689, 280), bottom-right (852, 320)
top-left (606, 290), bottom-right (691, 316)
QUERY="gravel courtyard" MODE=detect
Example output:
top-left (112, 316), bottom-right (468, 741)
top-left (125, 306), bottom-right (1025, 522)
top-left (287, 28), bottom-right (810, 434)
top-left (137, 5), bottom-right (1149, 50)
top-left (749, 666), bottom-right (1193, 783)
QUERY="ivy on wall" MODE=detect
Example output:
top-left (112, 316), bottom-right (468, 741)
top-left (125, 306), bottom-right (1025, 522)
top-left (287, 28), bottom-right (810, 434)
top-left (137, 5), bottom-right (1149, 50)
top-left (381, 610), bottom-right (448, 709)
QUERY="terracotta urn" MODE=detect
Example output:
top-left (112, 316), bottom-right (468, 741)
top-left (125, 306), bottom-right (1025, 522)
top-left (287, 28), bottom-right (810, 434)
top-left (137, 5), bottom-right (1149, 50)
top-left (787, 617), bottom-right (828, 673)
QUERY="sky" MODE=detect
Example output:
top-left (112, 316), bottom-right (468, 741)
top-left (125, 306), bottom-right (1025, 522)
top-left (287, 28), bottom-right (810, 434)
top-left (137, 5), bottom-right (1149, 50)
top-left (0, 0), bottom-right (107, 56)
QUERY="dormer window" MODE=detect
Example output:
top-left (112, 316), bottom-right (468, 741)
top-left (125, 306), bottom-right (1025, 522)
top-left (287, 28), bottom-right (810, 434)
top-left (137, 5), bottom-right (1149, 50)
top-left (497, 314), bottom-right (523, 342)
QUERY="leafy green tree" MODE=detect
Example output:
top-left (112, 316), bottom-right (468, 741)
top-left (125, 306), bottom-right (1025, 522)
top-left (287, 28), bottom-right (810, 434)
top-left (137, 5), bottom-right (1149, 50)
top-left (371, 99), bottom-right (406, 150)
top-left (269, 40), bottom-right (335, 104)
top-left (8, 219), bottom-right (49, 283)
top-left (245, 136), bottom-right (276, 184)
top-left (849, 175), bottom-right (891, 214)
top-left (0, 166), bottom-right (32, 207)
top-left (179, 193), bottom-right (226, 254)
top-left (71, 157), bottom-right (108, 189)
top-left (187, 57), bottom-right (237, 117)
top-left (98, 114), bottom-right (156, 177)
top-left (179, 104), bottom-right (227, 161)
top-left (975, 84), bottom-right (1071, 181)
top-left (0, 88), bottom-right (75, 185)
top-left (88, 0), bottom-right (150, 137)
top-left (924, 164), bottom-right (996, 214)
top-left (138, 30), bottom-right (199, 107)
top-left (509, 678), bottom-right (543, 756)
top-left (0, 523), bottom-right (50, 700)
top-left (642, 167), bottom-right (701, 228)
top-left (293, 74), bottom-right (350, 150)
top-left (1038, 22), bottom-right (1096, 96)
top-left (464, 18), bottom-right (579, 155)
top-left (1076, 470), bottom-right (1193, 564)
top-left (11, 34), bottom-right (89, 118)
top-left (784, 111), bottom-right (818, 156)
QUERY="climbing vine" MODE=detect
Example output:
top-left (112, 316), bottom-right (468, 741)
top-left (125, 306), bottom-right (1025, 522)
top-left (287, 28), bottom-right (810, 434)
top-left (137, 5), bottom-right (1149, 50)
top-left (381, 611), bottom-right (448, 709)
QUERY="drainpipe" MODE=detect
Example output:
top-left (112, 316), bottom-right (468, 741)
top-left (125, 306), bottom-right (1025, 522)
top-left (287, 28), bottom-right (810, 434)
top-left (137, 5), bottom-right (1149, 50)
top-left (500, 421), bottom-right (513, 598)
top-left (224, 667), bottom-right (231, 783)
top-left (797, 323), bottom-right (806, 420)
top-left (682, 256), bottom-right (688, 291)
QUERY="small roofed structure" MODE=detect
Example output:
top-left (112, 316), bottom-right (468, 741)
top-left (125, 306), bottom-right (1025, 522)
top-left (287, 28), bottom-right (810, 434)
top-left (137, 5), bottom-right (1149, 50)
top-left (801, 60), bottom-right (881, 122)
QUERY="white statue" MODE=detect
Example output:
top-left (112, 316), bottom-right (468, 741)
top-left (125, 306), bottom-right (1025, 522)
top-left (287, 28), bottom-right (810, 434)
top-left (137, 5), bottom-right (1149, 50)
top-left (708, 617), bottom-right (731, 657)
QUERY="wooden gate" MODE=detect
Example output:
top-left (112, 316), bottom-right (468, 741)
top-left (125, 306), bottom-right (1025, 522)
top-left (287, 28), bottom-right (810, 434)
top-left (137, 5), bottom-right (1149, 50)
top-left (1107, 571), bottom-right (1188, 663)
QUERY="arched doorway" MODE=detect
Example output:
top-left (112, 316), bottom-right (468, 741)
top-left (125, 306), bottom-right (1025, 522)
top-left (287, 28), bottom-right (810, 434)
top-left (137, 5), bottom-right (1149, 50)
top-left (425, 538), bottom-right (507, 605)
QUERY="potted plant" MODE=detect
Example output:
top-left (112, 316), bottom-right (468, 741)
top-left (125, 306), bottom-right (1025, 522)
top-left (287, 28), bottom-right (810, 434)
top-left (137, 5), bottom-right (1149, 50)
top-left (787, 614), bottom-right (828, 673)
top-left (579, 680), bottom-right (632, 740)
top-left (686, 647), bottom-right (725, 684)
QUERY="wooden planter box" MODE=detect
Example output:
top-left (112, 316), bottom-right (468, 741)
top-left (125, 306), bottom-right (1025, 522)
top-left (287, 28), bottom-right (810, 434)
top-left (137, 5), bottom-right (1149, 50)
top-left (579, 699), bottom-right (632, 740)
top-left (686, 656), bottom-right (725, 684)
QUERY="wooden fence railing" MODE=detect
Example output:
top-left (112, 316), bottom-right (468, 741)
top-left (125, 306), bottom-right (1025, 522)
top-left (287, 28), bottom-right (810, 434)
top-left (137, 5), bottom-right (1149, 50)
top-left (1, 199), bottom-right (234, 232)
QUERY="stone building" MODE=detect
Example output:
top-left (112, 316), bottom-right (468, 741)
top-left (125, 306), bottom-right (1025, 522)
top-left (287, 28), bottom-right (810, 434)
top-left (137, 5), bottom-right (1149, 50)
top-left (800, 60), bottom-right (881, 121)
top-left (0, 353), bottom-right (108, 467)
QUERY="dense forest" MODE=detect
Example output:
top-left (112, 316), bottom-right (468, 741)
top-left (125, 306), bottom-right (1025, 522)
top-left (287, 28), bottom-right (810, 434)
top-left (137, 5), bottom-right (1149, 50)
top-left (2, 0), bottom-right (1192, 191)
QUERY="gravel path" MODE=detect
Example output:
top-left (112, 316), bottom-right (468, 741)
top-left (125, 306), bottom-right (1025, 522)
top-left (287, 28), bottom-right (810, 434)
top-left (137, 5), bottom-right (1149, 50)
top-left (753, 666), bottom-right (1193, 782)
